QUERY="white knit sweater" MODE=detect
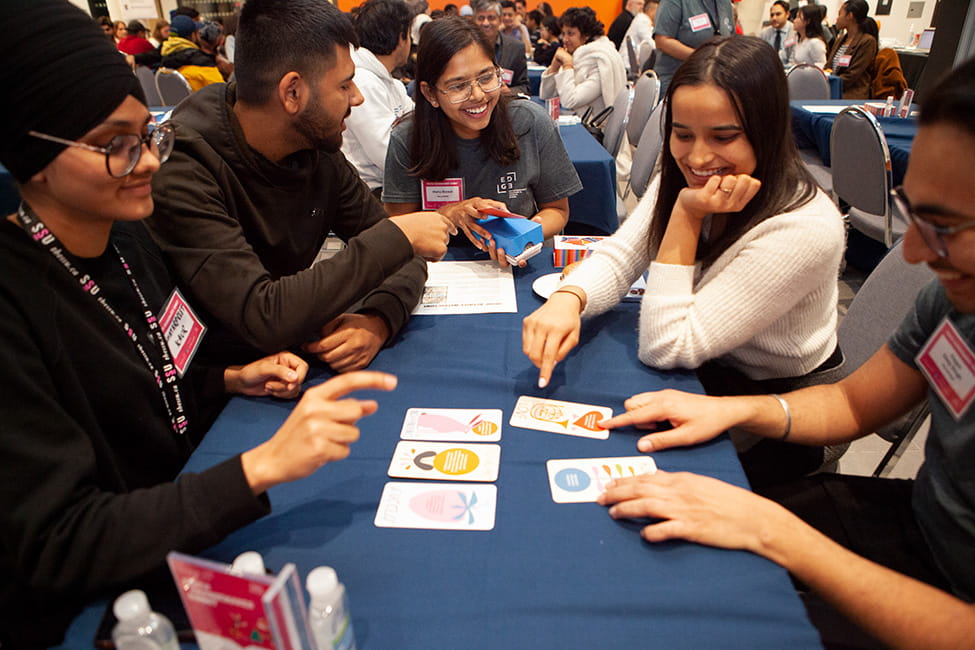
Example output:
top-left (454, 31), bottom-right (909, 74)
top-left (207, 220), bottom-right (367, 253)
top-left (561, 177), bottom-right (845, 380)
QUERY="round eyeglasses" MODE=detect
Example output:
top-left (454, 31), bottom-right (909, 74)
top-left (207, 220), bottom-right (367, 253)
top-left (437, 68), bottom-right (504, 104)
top-left (891, 186), bottom-right (975, 259)
top-left (28, 123), bottom-right (176, 178)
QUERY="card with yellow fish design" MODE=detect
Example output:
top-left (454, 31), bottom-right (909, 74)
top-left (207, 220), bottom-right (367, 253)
top-left (388, 441), bottom-right (501, 482)
top-left (399, 408), bottom-right (503, 442)
top-left (509, 396), bottom-right (612, 439)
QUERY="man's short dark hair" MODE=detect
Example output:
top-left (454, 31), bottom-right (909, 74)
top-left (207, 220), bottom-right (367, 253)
top-left (500, 0), bottom-right (516, 10)
top-left (354, 0), bottom-right (412, 56)
top-left (771, 1), bottom-right (790, 14)
top-left (920, 57), bottom-right (975, 136)
top-left (236, 0), bottom-right (358, 106)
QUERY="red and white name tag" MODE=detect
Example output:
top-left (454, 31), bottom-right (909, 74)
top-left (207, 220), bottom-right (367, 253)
top-left (784, 37), bottom-right (796, 48)
top-left (916, 317), bottom-right (975, 420)
top-left (501, 67), bottom-right (514, 84)
top-left (158, 288), bottom-right (206, 377)
top-left (688, 13), bottom-right (712, 32)
top-left (421, 178), bottom-right (464, 210)
top-left (836, 54), bottom-right (852, 67)
top-left (546, 97), bottom-right (560, 120)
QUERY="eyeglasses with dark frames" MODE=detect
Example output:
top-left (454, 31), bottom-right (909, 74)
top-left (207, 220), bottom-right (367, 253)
top-left (891, 186), bottom-right (975, 259)
top-left (28, 123), bottom-right (175, 178)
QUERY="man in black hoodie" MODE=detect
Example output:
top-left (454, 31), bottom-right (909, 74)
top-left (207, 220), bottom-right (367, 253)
top-left (148, 0), bottom-right (453, 372)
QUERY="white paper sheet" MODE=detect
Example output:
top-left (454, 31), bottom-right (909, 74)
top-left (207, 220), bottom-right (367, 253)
top-left (412, 260), bottom-right (517, 315)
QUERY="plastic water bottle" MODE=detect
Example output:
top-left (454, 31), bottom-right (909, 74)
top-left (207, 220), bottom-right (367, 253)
top-left (230, 550), bottom-right (266, 576)
top-left (307, 567), bottom-right (357, 650)
top-left (111, 589), bottom-right (179, 650)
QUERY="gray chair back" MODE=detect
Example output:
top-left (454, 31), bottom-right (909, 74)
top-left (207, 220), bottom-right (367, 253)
top-left (837, 241), bottom-right (934, 475)
top-left (155, 67), bottom-right (192, 106)
top-left (601, 84), bottom-right (633, 159)
top-left (625, 37), bottom-right (640, 82)
top-left (830, 106), bottom-right (903, 246)
top-left (787, 63), bottom-right (830, 100)
top-left (135, 65), bottom-right (162, 106)
top-left (629, 100), bottom-right (665, 199)
top-left (637, 41), bottom-right (654, 70)
top-left (626, 70), bottom-right (660, 147)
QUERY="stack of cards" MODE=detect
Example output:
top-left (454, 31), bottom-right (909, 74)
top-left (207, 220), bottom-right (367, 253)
top-left (375, 409), bottom-right (503, 531)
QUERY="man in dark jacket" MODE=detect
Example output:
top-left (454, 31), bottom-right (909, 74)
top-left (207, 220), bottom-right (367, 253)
top-left (471, 0), bottom-right (529, 95)
top-left (148, 0), bottom-right (453, 371)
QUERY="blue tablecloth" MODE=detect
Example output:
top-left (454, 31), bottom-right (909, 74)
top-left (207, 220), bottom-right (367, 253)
top-left (559, 123), bottom-right (618, 235)
top-left (791, 99), bottom-right (917, 186)
top-left (527, 65), bottom-right (544, 96)
top-left (62, 255), bottom-right (818, 649)
top-left (0, 162), bottom-right (17, 216)
top-left (827, 73), bottom-right (842, 99)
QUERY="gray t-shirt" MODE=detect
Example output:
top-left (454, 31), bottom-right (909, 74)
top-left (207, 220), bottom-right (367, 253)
top-left (653, 0), bottom-right (734, 93)
top-left (888, 280), bottom-right (975, 601)
top-left (382, 99), bottom-right (582, 218)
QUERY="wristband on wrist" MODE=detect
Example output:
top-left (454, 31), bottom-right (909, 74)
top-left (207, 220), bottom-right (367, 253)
top-left (552, 286), bottom-right (586, 312)
top-left (770, 394), bottom-right (791, 441)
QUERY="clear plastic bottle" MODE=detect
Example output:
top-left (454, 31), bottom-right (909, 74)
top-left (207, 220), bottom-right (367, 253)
top-left (111, 589), bottom-right (179, 650)
top-left (306, 567), bottom-right (357, 650)
top-left (230, 550), bottom-right (266, 576)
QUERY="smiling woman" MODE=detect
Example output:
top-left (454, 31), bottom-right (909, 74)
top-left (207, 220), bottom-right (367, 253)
top-left (382, 16), bottom-right (582, 267)
top-left (523, 36), bottom-right (846, 486)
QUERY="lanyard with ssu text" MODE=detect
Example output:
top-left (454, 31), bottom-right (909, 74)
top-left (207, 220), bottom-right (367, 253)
top-left (17, 203), bottom-right (189, 435)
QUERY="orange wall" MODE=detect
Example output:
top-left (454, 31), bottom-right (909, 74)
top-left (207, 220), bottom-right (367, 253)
top-left (335, 0), bottom-right (625, 35)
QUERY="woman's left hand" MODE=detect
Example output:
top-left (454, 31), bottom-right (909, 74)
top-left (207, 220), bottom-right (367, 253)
top-left (225, 352), bottom-right (309, 399)
top-left (553, 47), bottom-right (573, 68)
top-left (676, 174), bottom-right (761, 220)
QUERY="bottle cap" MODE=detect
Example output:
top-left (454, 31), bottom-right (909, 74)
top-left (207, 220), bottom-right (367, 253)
top-left (231, 551), bottom-right (266, 576)
top-left (113, 589), bottom-right (150, 621)
top-left (306, 566), bottom-right (339, 599)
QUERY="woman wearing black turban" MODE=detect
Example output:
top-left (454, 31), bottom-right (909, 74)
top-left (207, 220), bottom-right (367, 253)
top-left (0, 1), bottom-right (397, 645)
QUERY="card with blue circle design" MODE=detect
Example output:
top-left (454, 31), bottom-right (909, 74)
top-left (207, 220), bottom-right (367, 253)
top-left (546, 456), bottom-right (657, 503)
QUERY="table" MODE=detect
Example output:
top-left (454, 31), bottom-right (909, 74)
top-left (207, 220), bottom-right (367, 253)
top-left (559, 123), bottom-right (618, 235)
top-left (0, 162), bottom-right (17, 216)
top-left (791, 99), bottom-right (917, 187)
top-left (893, 48), bottom-right (928, 90)
top-left (827, 73), bottom-right (842, 99)
top-left (527, 64), bottom-right (545, 96)
top-left (61, 255), bottom-right (820, 649)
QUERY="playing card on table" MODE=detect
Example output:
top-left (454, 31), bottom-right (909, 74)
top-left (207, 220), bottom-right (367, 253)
top-left (400, 408), bottom-right (503, 442)
top-left (546, 456), bottom-right (657, 503)
top-left (387, 441), bottom-right (500, 482)
top-left (509, 396), bottom-right (612, 439)
top-left (374, 482), bottom-right (497, 530)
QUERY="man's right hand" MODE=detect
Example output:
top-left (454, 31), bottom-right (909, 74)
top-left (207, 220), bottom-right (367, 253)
top-left (389, 211), bottom-right (456, 261)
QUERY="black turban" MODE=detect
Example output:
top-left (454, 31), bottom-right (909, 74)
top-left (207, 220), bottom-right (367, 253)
top-left (0, 0), bottom-right (146, 182)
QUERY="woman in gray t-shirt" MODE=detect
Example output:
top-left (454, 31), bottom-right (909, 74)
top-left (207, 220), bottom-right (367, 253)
top-left (383, 16), bottom-right (581, 267)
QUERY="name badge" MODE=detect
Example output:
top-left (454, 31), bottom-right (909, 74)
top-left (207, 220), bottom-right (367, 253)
top-left (688, 13), bottom-right (712, 32)
top-left (501, 67), bottom-right (514, 84)
top-left (421, 178), bottom-right (465, 210)
top-left (837, 54), bottom-right (852, 67)
top-left (915, 317), bottom-right (975, 420)
top-left (784, 37), bottom-right (796, 48)
top-left (158, 288), bottom-right (206, 377)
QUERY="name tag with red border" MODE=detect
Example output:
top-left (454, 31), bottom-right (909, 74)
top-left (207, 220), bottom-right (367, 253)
top-left (421, 178), bottom-right (465, 210)
top-left (837, 54), bottom-right (852, 67)
top-left (501, 67), bottom-right (514, 84)
top-left (689, 13), bottom-right (712, 32)
top-left (158, 288), bottom-right (206, 377)
top-left (916, 317), bottom-right (975, 420)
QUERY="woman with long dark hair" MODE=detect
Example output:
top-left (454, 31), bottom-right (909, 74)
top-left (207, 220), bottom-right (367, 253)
top-left (788, 4), bottom-right (827, 68)
top-left (826, 0), bottom-right (879, 99)
top-left (383, 17), bottom-right (581, 267)
top-left (524, 36), bottom-right (845, 481)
